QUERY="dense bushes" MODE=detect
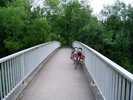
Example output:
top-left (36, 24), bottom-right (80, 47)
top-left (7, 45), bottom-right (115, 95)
top-left (0, 0), bottom-right (133, 73)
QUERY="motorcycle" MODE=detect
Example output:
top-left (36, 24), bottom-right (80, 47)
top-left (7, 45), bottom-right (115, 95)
top-left (71, 47), bottom-right (85, 69)
top-left (74, 55), bottom-right (85, 69)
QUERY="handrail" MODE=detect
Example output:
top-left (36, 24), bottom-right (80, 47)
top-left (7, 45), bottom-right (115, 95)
top-left (0, 42), bottom-right (50, 63)
top-left (73, 41), bottom-right (133, 100)
top-left (75, 41), bottom-right (133, 82)
top-left (0, 41), bottom-right (61, 100)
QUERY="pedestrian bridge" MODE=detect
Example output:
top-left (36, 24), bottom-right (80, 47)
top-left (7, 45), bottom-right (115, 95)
top-left (0, 41), bottom-right (133, 100)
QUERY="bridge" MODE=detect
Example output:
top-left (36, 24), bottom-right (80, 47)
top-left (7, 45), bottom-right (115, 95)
top-left (0, 41), bottom-right (133, 100)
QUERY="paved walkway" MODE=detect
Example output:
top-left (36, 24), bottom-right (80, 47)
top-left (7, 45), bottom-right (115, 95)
top-left (21, 48), bottom-right (95, 100)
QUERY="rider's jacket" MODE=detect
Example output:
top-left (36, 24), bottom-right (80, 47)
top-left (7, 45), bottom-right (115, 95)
top-left (77, 52), bottom-right (85, 61)
top-left (71, 50), bottom-right (85, 61)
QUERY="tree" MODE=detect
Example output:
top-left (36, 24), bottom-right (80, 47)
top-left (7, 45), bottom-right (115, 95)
top-left (101, 0), bottom-right (133, 72)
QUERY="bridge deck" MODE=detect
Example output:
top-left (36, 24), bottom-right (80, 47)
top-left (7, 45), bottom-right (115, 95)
top-left (21, 48), bottom-right (95, 100)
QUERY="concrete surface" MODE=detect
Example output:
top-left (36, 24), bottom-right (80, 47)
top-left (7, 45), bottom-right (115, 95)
top-left (21, 48), bottom-right (95, 100)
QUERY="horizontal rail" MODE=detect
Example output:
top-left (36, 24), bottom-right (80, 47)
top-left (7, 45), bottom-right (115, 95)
top-left (73, 41), bottom-right (133, 100)
top-left (0, 41), bottom-right (61, 100)
top-left (0, 42), bottom-right (50, 63)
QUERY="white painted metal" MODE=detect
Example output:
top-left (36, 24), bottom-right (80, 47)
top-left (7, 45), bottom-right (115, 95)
top-left (121, 78), bottom-right (125, 100)
top-left (73, 41), bottom-right (133, 100)
top-left (130, 84), bottom-right (133, 100)
top-left (1, 63), bottom-right (6, 97)
top-left (118, 75), bottom-right (121, 100)
top-left (0, 41), bottom-right (60, 100)
top-left (114, 73), bottom-right (118, 100)
top-left (112, 70), bottom-right (115, 100)
top-left (0, 68), bottom-right (2, 99)
top-left (126, 81), bottom-right (130, 100)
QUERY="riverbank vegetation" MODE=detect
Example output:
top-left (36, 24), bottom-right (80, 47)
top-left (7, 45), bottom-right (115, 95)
top-left (0, 0), bottom-right (133, 73)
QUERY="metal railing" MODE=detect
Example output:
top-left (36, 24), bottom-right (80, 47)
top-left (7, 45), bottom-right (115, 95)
top-left (73, 41), bottom-right (133, 100)
top-left (0, 41), bottom-right (60, 100)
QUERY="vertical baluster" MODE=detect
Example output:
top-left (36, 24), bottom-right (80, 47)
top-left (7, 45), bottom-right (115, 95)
top-left (114, 73), bottom-right (118, 100)
top-left (113, 73), bottom-right (116, 100)
top-left (9, 59), bottom-right (13, 89)
top-left (94, 55), bottom-right (96, 81)
top-left (5, 61), bottom-right (10, 94)
top-left (125, 81), bottom-right (130, 100)
top-left (111, 71), bottom-right (114, 100)
top-left (8, 61), bottom-right (11, 93)
top-left (12, 58), bottom-right (15, 88)
top-left (14, 57), bottom-right (17, 86)
top-left (17, 57), bottom-right (20, 83)
top-left (130, 83), bottom-right (133, 100)
top-left (19, 56), bottom-right (22, 81)
top-left (0, 64), bottom-right (3, 100)
top-left (121, 78), bottom-right (126, 100)
top-left (8, 60), bottom-right (11, 92)
top-left (17, 57), bottom-right (21, 82)
top-left (120, 77), bottom-right (123, 100)
top-left (13, 57), bottom-right (16, 85)
top-left (116, 74), bottom-right (120, 100)
top-left (92, 53), bottom-right (94, 77)
top-left (16, 57), bottom-right (19, 84)
top-left (15, 57), bottom-right (18, 85)
top-left (19, 56), bottom-right (22, 80)
top-left (111, 70), bottom-right (115, 100)
top-left (104, 65), bottom-right (107, 99)
top-left (21, 54), bottom-right (25, 80)
top-left (1, 63), bottom-right (6, 98)
top-left (107, 66), bottom-right (112, 100)
top-left (3, 62), bottom-right (8, 96)
top-left (118, 75), bottom-right (122, 100)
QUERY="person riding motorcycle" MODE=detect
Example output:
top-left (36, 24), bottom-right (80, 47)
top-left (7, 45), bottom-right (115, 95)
top-left (71, 47), bottom-right (78, 64)
top-left (73, 48), bottom-right (85, 69)
top-left (77, 50), bottom-right (85, 63)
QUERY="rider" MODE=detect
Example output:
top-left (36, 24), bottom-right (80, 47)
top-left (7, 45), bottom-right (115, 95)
top-left (71, 47), bottom-right (78, 62)
top-left (76, 48), bottom-right (85, 62)
top-left (74, 48), bottom-right (85, 69)
top-left (71, 47), bottom-right (85, 65)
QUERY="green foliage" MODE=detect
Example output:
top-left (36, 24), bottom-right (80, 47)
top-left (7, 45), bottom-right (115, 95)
top-left (0, 0), bottom-right (133, 73)
top-left (0, 0), bottom-right (13, 6)
top-left (101, 0), bottom-right (133, 73)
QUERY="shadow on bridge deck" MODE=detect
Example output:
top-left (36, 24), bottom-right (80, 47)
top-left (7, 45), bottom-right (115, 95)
top-left (20, 48), bottom-right (95, 100)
